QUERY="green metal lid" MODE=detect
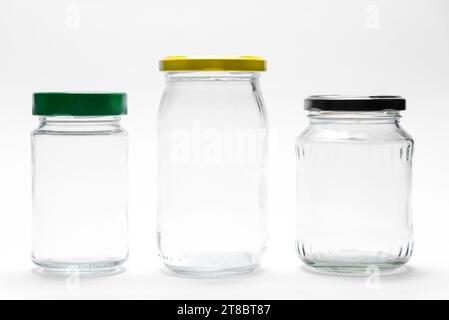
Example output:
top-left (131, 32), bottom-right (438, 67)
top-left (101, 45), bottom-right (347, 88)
top-left (33, 92), bottom-right (127, 116)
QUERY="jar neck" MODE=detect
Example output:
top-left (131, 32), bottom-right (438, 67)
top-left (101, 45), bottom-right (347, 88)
top-left (165, 71), bottom-right (260, 82)
top-left (37, 116), bottom-right (123, 133)
top-left (308, 110), bottom-right (401, 124)
top-left (39, 116), bottom-right (121, 124)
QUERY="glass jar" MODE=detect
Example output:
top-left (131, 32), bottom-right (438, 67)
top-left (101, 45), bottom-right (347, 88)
top-left (296, 96), bottom-right (414, 274)
top-left (31, 93), bottom-right (128, 277)
top-left (157, 56), bottom-right (268, 277)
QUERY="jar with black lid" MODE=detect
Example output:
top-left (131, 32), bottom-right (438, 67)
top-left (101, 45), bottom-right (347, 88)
top-left (296, 95), bottom-right (414, 274)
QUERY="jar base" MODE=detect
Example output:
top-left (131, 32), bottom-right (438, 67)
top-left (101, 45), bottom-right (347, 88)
top-left (302, 258), bottom-right (409, 276)
top-left (164, 263), bottom-right (259, 278)
top-left (32, 258), bottom-right (126, 278)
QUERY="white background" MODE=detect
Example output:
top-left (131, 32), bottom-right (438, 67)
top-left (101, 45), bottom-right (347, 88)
top-left (0, 0), bottom-right (448, 299)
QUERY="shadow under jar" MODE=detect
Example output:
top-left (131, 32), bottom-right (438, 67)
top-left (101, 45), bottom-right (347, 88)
top-left (157, 56), bottom-right (268, 277)
top-left (31, 93), bottom-right (128, 277)
top-left (296, 96), bottom-right (414, 275)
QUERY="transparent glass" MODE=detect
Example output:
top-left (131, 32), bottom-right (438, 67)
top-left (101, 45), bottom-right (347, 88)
top-left (157, 72), bottom-right (268, 277)
top-left (296, 110), bottom-right (414, 274)
top-left (31, 116), bottom-right (128, 277)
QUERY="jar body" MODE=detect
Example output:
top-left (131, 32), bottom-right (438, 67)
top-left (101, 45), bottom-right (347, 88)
top-left (157, 72), bottom-right (268, 276)
top-left (31, 116), bottom-right (128, 276)
top-left (296, 111), bottom-right (413, 274)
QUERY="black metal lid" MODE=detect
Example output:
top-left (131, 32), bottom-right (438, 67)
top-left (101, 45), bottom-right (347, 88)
top-left (304, 95), bottom-right (406, 111)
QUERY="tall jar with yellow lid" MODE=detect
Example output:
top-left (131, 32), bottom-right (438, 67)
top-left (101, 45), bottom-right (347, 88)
top-left (157, 56), bottom-right (268, 277)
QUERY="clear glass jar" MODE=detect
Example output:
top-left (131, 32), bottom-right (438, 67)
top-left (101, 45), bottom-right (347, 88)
top-left (31, 93), bottom-right (128, 277)
top-left (296, 96), bottom-right (414, 274)
top-left (157, 56), bottom-right (268, 277)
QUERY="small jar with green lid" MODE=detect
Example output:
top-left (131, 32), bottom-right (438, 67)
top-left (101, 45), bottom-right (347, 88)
top-left (31, 92), bottom-right (128, 277)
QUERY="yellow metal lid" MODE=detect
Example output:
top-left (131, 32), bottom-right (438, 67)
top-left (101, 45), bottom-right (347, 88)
top-left (159, 56), bottom-right (266, 72)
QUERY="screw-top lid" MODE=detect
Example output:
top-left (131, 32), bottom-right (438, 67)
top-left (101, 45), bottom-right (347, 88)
top-left (33, 92), bottom-right (127, 116)
top-left (159, 55), bottom-right (266, 72)
top-left (304, 95), bottom-right (406, 112)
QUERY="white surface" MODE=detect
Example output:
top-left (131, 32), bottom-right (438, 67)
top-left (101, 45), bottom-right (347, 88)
top-left (0, 0), bottom-right (448, 299)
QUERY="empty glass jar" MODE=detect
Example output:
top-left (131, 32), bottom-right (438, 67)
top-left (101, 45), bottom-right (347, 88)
top-left (157, 56), bottom-right (268, 277)
top-left (296, 96), bottom-right (414, 274)
top-left (32, 93), bottom-right (128, 276)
